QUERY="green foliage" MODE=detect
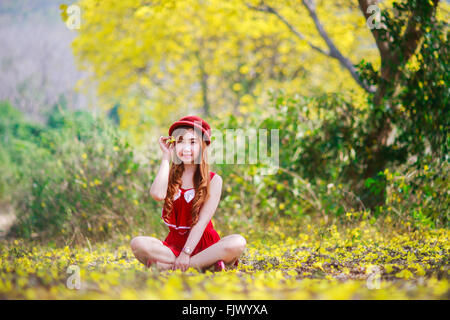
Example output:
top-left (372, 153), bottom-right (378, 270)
top-left (351, 0), bottom-right (448, 208)
top-left (2, 102), bottom-right (163, 244)
top-left (394, 17), bottom-right (449, 160)
top-left (0, 101), bottom-right (47, 200)
top-left (360, 0), bottom-right (449, 161)
top-left (382, 156), bottom-right (449, 228)
top-left (210, 87), bottom-right (448, 229)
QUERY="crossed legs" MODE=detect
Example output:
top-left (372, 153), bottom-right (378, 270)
top-left (130, 234), bottom-right (246, 271)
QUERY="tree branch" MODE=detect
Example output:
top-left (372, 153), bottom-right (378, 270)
top-left (302, 0), bottom-right (375, 93)
top-left (245, 2), bottom-right (328, 56)
top-left (246, 1), bottom-right (376, 93)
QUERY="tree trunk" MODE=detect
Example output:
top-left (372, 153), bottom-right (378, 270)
top-left (356, 0), bottom-right (439, 211)
top-left (195, 50), bottom-right (210, 116)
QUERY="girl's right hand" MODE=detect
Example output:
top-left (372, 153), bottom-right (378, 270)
top-left (158, 136), bottom-right (174, 159)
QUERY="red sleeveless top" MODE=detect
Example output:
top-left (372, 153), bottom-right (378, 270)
top-left (160, 171), bottom-right (221, 257)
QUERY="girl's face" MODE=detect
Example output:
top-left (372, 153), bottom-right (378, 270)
top-left (174, 129), bottom-right (202, 164)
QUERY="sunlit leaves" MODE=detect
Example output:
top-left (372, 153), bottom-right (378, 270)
top-left (72, 0), bottom-right (376, 143)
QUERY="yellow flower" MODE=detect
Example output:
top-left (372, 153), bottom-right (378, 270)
top-left (287, 269), bottom-right (297, 277)
top-left (239, 65), bottom-right (249, 74)
top-left (414, 265), bottom-right (426, 276)
top-left (232, 83), bottom-right (242, 91)
top-left (395, 269), bottom-right (414, 279)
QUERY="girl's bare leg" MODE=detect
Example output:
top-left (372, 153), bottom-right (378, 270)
top-left (189, 234), bottom-right (246, 270)
top-left (155, 261), bottom-right (173, 270)
top-left (131, 234), bottom-right (246, 271)
top-left (130, 236), bottom-right (176, 270)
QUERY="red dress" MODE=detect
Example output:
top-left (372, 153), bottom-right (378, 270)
top-left (160, 171), bottom-right (222, 258)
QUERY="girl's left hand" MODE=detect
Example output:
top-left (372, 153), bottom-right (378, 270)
top-left (173, 252), bottom-right (190, 272)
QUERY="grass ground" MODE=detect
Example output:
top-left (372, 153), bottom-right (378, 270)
top-left (0, 218), bottom-right (448, 299)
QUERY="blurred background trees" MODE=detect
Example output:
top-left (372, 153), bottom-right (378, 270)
top-left (0, 0), bottom-right (96, 123)
top-left (0, 0), bottom-right (448, 244)
top-left (70, 0), bottom-right (377, 143)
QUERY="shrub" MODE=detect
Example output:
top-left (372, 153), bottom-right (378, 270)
top-left (4, 103), bottom-right (163, 244)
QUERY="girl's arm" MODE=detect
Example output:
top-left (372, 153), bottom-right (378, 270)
top-left (177, 175), bottom-right (223, 260)
top-left (149, 136), bottom-right (173, 201)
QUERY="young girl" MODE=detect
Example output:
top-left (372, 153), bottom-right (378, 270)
top-left (130, 115), bottom-right (246, 272)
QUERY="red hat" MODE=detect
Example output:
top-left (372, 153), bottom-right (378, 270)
top-left (168, 115), bottom-right (212, 145)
